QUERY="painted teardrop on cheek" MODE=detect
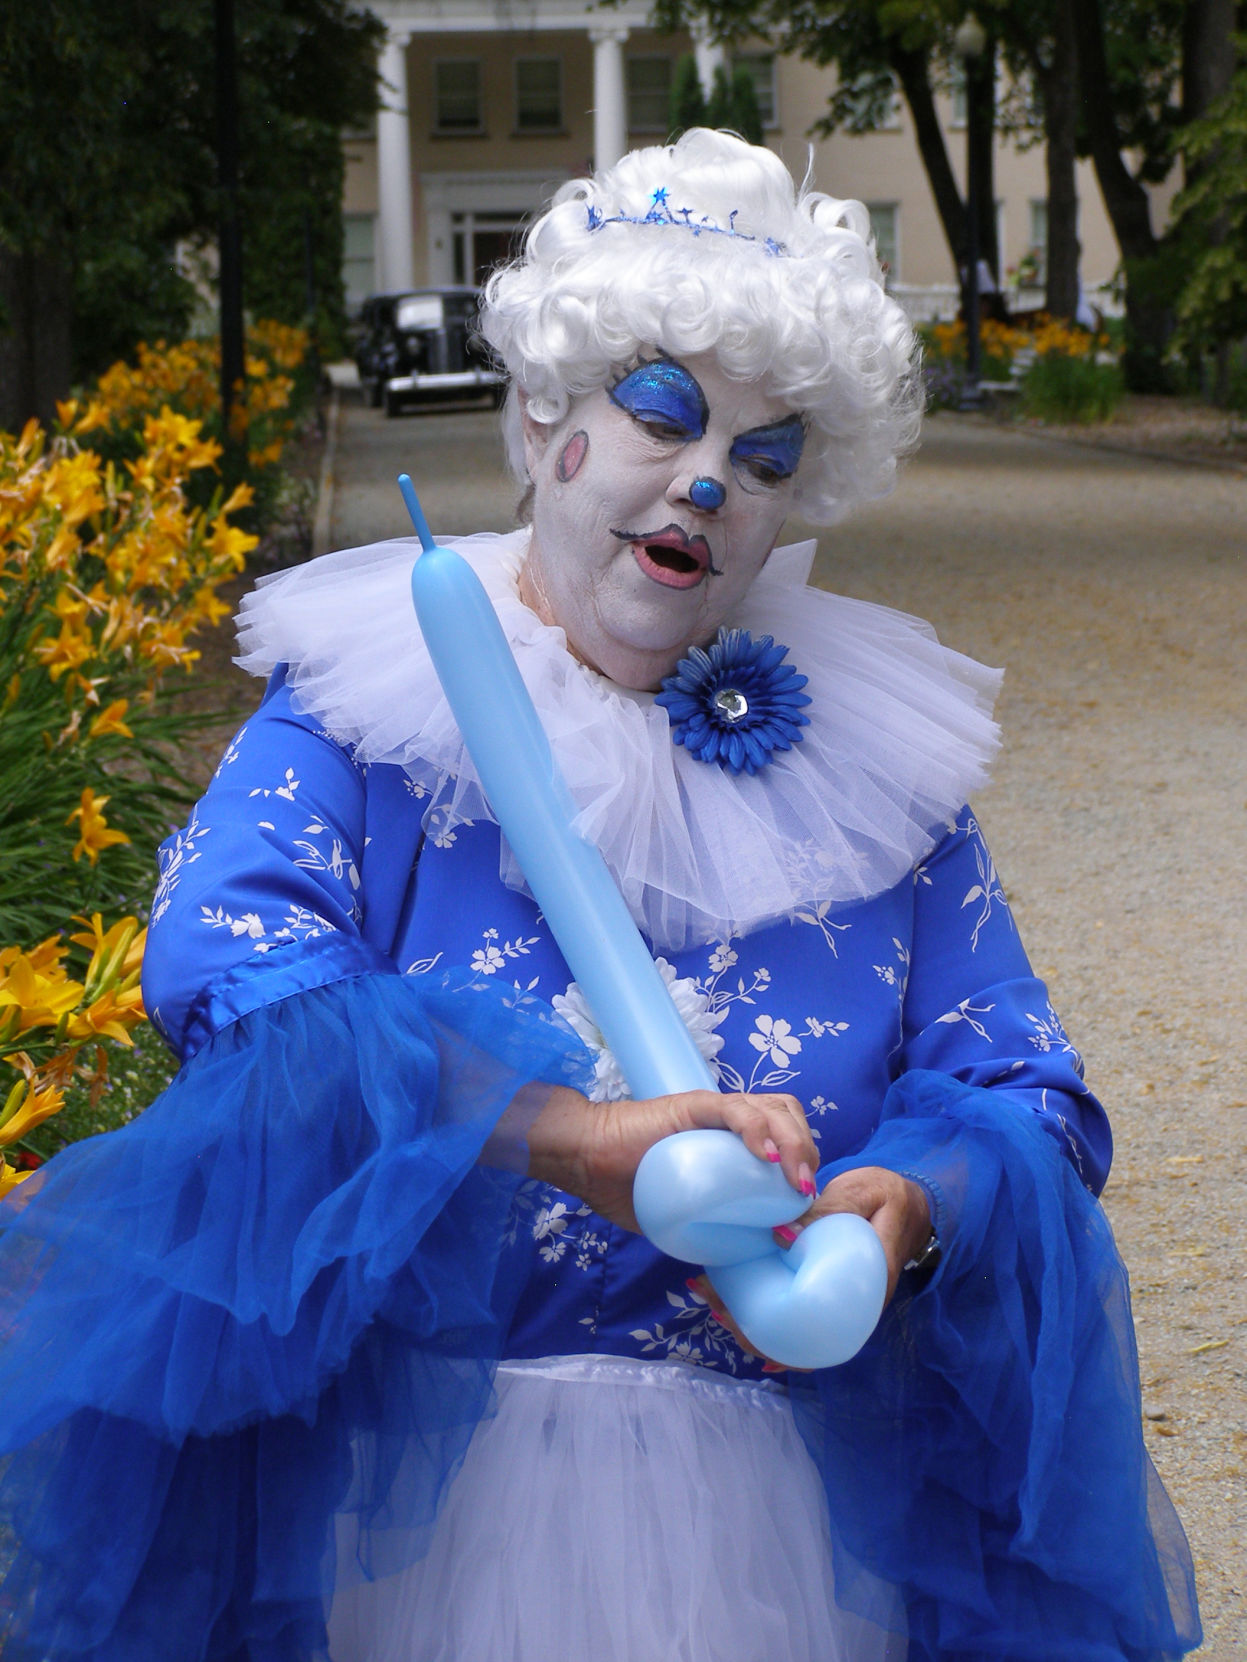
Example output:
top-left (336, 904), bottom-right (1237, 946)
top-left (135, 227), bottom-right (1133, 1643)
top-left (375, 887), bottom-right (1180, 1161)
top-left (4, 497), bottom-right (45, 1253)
top-left (555, 429), bottom-right (589, 483)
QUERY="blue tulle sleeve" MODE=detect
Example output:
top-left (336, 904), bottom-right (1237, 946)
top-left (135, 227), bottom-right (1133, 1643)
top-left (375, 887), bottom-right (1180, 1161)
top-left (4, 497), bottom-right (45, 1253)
top-left (796, 1069), bottom-right (1201, 1662)
top-left (0, 967), bottom-right (592, 1662)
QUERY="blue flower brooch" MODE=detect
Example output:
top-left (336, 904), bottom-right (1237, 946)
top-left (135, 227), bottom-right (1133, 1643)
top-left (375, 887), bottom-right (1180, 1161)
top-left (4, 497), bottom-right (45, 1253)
top-left (656, 628), bottom-right (810, 775)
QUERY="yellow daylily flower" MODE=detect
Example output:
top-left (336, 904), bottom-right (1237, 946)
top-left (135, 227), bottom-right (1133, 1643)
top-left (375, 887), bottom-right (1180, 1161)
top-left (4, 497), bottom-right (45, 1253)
top-left (0, 948), bottom-right (83, 1034)
top-left (33, 621), bottom-right (94, 679)
top-left (0, 1074), bottom-right (66, 1144)
top-left (87, 698), bottom-right (133, 739)
top-left (66, 789), bottom-right (131, 864)
top-left (0, 1160), bottom-right (34, 1199)
top-left (70, 915), bottom-right (145, 995)
top-left (220, 480), bottom-right (255, 517)
top-left (66, 985), bottom-right (145, 1046)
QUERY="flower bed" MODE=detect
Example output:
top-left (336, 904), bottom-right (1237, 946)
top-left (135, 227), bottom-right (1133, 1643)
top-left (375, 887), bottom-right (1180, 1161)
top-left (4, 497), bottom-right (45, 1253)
top-left (0, 325), bottom-right (310, 1184)
top-left (921, 315), bottom-right (1122, 422)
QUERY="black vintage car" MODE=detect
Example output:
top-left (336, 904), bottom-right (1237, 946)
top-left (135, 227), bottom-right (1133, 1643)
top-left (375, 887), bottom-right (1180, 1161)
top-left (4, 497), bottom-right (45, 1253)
top-left (353, 288), bottom-right (504, 417)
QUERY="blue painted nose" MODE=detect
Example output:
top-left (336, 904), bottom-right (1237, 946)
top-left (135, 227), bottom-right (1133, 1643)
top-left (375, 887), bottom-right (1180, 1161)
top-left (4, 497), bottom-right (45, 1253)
top-left (689, 476), bottom-right (726, 511)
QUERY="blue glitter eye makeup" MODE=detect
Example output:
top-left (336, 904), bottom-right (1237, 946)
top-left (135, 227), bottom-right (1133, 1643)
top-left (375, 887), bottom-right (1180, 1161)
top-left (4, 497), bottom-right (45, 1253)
top-left (730, 417), bottom-right (805, 493)
top-left (608, 359), bottom-right (709, 442)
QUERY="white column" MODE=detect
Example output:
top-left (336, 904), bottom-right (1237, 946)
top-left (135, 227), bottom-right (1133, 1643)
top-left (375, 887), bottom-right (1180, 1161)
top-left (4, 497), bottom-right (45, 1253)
top-left (589, 26), bottom-right (630, 171)
top-left (691, 27), bottom-right (726, 100)
top-left (377, 31), bottom-right (416, 292)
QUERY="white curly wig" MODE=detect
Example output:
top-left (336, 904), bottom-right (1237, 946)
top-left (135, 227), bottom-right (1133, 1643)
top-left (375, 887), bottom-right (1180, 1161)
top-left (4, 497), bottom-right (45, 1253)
top-left (481, 128), bottom-right (922, 525)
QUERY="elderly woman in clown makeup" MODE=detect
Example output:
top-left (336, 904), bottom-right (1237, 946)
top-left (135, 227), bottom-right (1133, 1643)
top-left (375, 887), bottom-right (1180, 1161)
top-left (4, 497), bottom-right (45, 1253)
top-left (0, 131), bottom-right (1199, 1662)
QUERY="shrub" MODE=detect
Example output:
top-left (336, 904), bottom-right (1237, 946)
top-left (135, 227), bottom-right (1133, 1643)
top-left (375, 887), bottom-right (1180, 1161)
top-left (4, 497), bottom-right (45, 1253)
top-left (1020, 320), bottom-right (1123, 422)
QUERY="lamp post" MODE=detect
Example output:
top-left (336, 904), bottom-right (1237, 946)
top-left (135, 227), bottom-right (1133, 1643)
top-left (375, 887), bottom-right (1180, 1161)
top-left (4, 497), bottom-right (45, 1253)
top-left (214, 0), bottom-right (245, 456)
top-left (955, 13), bottom-right (987, 411)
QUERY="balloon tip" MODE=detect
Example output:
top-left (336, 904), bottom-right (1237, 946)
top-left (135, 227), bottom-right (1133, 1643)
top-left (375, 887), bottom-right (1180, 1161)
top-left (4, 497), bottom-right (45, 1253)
top-left (397, 474), bottom-right (436, 552)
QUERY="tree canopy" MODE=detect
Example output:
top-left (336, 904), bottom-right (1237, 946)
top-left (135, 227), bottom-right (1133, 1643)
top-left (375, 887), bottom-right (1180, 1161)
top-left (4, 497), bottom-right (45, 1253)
top-left (668, 53), bottom-right (765, 143)
top-left (651, 0), bottom-right (1238, 389)
top-left (0, 0), bottom-right (383, 424)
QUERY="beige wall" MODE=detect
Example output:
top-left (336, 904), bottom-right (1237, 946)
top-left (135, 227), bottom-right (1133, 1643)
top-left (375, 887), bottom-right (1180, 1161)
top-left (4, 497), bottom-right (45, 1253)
top-left (771, 55), bottom-right (1126, 295)
top-left (344, 24), bottom-right (1172, 309)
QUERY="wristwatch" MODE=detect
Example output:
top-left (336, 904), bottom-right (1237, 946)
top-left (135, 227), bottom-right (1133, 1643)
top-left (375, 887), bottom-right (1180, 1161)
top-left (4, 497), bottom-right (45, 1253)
top-left (903, 1229), bottom-right (942, 1280)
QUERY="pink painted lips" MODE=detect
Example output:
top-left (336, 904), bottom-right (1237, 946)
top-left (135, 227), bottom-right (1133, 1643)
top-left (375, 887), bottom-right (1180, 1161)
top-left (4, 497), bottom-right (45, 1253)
top-left (613, 522), bottom-right (718, 589)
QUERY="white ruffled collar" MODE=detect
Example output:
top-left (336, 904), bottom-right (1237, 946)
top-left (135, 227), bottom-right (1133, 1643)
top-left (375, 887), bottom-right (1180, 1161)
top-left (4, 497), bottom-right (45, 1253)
top-left (235, 529), bottom-right (1001, 952)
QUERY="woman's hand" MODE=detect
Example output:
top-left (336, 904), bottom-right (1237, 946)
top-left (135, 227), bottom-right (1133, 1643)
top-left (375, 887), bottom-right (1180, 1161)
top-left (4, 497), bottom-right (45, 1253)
top-left (686, 1165), bottom-right (933, 1368)
top-left (526, 1086), bottom-right (818, 1234)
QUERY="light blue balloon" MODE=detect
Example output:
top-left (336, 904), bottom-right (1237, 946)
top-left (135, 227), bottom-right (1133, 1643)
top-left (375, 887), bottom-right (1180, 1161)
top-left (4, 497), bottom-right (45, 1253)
top-left (406, 488), bottom-right (715, 1103)
top-left (634, 1129), bottom-right (888, 1370)
top-left (402, 475), bottom-right (887, 1370)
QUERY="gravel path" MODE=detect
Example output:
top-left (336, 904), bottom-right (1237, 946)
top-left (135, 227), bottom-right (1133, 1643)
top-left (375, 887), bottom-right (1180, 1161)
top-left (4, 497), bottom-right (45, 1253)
top-left (326, 394), bottom-right (1246, 1653)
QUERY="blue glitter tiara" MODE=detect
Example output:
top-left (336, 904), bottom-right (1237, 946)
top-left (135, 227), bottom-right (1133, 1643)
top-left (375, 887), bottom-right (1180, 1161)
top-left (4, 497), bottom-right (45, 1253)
top-left (586, 188), bottom-right (788, 256)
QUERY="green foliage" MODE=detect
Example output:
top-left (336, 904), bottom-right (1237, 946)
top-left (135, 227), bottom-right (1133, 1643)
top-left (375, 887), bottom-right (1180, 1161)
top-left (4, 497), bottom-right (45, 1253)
top-left (1020, 353), bottom-right (1123, 422)
top-left (728, 64), bottom-right (764, 144)
top-left (1172, 50), bottom-right (1247, 363)
top-left (706, 63), bottom-right (735, 128)
top-left (0, 0), bottom-right (383, 388)
top-left (670, 53), bottom-right (707, 133)
top-left (72, 242), bottom-right (198, 386)
top-left (0, 652), bottom-right (197, 951)
top-left (666, 52), bottom-right (763, 145)
top-left (1119, 244), bottom-right (1186, 393)
top-left (21, 1020), bottom-right (177, 1164)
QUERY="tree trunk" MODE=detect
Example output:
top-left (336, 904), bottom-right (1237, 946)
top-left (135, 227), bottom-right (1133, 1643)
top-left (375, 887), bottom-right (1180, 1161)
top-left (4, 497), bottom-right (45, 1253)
top-left (0, 247), bottom-right (74, 432)
top-left (1043, 0), bottom-right (1080, 321)
top-left (892, 46), bottom-right (966, 277)
top-left (1071, 0), bottom-right (1156, 260)
top-left (1183, 0), bottom-right (1236, 130)
top-left (1072, 0), bottom-right (1171, 387)
top-left (893, 43), bottom-right (998, 296)
top-left (214, 0), bottom-right (245, 449)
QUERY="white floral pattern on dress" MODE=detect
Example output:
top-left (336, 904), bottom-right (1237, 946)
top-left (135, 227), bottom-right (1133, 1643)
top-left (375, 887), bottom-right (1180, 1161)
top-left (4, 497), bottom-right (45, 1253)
top-left (959, 811), bottom-right (1012, 951)
top-left (1025, 1000), bottom-right (1083, 1068)
top-left (152, 805), bottom-right (209, 924)
top-left (792, 898), bottom-right (853, 956)
top-left (292, 819), bottom-right (361, 902)
top-left (935, 997), bottom-right (997, 1042)
top-left (247, 766), bottom-right (299, 803)
top-left (470, 926), bottom-right (541, 980)
top-left (629, 1286), bottom-right (749, 1373)
top-left (211, 726), bottom-right (247, 780)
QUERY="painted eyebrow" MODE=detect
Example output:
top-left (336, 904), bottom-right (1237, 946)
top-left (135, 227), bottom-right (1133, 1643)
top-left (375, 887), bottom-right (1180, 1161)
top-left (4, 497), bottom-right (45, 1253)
top-left (608, 358), bottom-right (709, 438)
top-left (730, 416), bottom-right (806, 477)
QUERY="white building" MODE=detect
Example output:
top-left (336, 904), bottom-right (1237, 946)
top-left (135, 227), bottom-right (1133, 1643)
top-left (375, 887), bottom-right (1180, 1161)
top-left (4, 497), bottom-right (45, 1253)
top-left (343, 0), bottom-right (1136, 321)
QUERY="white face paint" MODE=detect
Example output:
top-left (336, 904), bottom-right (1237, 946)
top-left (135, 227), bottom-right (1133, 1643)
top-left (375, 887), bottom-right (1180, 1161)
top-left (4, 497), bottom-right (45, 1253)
top-left (519, 353), bottom-right (803, 690)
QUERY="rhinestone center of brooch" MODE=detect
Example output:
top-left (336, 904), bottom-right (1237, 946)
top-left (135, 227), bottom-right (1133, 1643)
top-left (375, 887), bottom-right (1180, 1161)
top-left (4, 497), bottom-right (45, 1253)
top-left (714, 688), bottom-right (749, 722)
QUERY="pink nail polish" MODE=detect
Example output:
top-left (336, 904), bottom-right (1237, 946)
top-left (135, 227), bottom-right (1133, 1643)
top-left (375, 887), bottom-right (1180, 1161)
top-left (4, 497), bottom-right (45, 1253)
top-left (763, 1138), bottom-right (781, 1162)
top-left (799, 1162), bottom-right (816, 1197)
top-left (709, 1308), bottom-right (726, 1324)
top-left (685, 1278), bottom-right (703, 1297)
top-left (773, 1223), bottom-right (800, 1245)
top-left (762, 1361), bottom-right (787, 1374)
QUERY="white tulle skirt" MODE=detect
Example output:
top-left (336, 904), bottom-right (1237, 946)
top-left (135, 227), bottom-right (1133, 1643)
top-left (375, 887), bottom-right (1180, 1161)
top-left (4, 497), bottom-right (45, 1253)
top-left (329, 1354), bottom-right (905, 1662)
